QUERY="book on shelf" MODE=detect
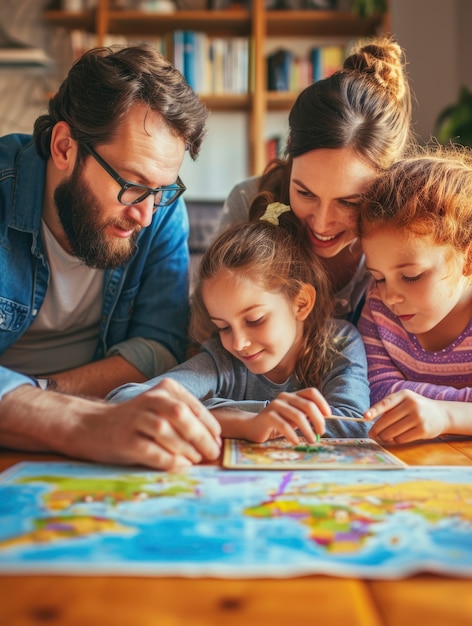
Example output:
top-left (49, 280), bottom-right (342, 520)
top-left (64, 27), bottom-right (248, 96)
top-left (267, 48), bottom-right (293, 92)
top-left (69, 30), bottom-right (98, 62)
top-left (207, 0), bottom-right (250, 9)
top-left (183, 30), bottom-right (197, 90)
top-left (290, 56), bottom-right (312, 92)
top-left (0, 47), bottom-right (53, 67)
top-left (210, 37), bottom-right (225, 94)
top-left (173, 30), bottom-right (248, 95)
top-left (310, 44), bottom-right (345, 82)
top-left (173, 30), bottom-right (185, 75)
top-left (265, 135), bottom-right (282, 165)
top-left (267, 45), bottom-right (346, 93)
top-left (67, 31), bottom-right (167, 64)
top-left (265, 0), bottom-right (338, 9)
top-left (230, 37), bottom-right (249, 95)
top-left (0, 26), bottom-right (53, 68)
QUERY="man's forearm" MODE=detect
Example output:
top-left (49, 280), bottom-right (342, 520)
top-left (0, 385), bottom-right (103, 455)
top-left (46, 355), bottom-right (148, 399)
top-left (0, 379), bottom-right (222, 470)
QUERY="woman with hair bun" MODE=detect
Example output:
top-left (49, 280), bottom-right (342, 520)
top-left (219, 36), bottom-right (415, 324)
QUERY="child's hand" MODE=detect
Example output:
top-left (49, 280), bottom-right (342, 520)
top-left (245, 388), bottom-right (330, 444)
top-left (364, 390), bottom-right (450, 444)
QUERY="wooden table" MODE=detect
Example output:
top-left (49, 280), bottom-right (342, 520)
top-left (1, 439), bottom-right (472, 626)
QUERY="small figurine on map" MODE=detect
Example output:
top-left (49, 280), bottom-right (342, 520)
top-left (294, 444), bottom-right (328, 453)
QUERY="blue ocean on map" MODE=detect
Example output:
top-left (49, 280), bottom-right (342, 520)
top-left (0, 462), bottom-right (471, 578)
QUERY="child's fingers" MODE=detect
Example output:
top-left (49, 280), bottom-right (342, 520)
top-left (295, 387), bottom-right (331, 416)
top-left (265, 402), bottom-right (316, 443)
top-left (265, 413), bottom-right (302, 445)
top-left (290, 388), bottom-right (330, 435)
top-left (268, 393), bottom-right (323, 440)
top-left (370, 417), bottom-right (406, 442)
top-left (369, 402), bottom-right (413, 441)
top-left (364, 391), bottom-right (404, 420)
top-left (276, 389), bottom-right (327, 432)
top-left (372, 417), bottom-right (419, 444)
top-left (288, 414), bottom-right (318, 443)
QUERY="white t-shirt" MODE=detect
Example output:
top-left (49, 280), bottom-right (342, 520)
top-left (0, 220), bottom-right (104, 376)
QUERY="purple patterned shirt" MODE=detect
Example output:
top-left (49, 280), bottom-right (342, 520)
top-left (358, 286), bottom-right (472, 404)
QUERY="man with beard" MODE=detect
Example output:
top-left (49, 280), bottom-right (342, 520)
top-left (0, 44), bottom-right (222, 469)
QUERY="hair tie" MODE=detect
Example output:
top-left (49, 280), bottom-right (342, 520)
top-left (259, 202), bottom-right (291, 226)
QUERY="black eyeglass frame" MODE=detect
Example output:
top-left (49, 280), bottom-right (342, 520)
top-left (82, 143), bottom-right (186, 208)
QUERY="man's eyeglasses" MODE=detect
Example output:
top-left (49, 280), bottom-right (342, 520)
top-left (82, 143), bottom-right (186, 208)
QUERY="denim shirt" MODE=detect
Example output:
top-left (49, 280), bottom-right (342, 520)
top-left (0, 134), bottom-right (190, 399)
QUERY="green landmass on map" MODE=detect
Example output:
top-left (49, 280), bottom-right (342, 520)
top-left (16, 472), bottom-right (200, 510)
top-left (244, 479), bottom-right (472, 553)
top-left (2, 471), bottom-right (471, 558)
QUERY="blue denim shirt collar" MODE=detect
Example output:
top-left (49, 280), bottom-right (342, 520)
top-left (0, 136), bottom-right (45, 244)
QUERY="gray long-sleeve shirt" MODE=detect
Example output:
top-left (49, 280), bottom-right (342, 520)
top-left (107, 319), bottom-right (370, 438)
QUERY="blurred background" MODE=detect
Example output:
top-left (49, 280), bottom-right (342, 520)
top-left (1, 0), bottom-right (470, 206)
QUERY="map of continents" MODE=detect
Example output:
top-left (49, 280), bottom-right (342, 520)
top-left (0, 462), bottom-right (471, 578)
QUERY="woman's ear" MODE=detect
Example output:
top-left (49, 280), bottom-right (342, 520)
top-left (49, 121), bottom-right (78, 173)
top-left (293, 283), bottom-right (316, 321)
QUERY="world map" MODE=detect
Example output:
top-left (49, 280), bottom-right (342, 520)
top-left (0, 461), bottom-right (471, 578)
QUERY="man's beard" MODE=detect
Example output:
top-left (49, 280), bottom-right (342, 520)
top-left (54, 166), bottom-right (140, 270)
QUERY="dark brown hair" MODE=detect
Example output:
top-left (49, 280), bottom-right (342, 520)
top-left (33, 44), bottom-right (208, 160)
top-left (259, 36), bottom-right (414, 201)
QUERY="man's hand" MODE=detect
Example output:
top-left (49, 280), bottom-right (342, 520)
top-left (0, 379), bottom-right (222, 470)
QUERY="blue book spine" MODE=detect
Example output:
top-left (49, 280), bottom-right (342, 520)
top-left (310, 47), bottom-right (321, 82)
top-left (267, 49), bottom-right (292, 92)
top-left (173, 30), bottom-right (185, 76)
top-left (183, 31), bottom-right (197, 90)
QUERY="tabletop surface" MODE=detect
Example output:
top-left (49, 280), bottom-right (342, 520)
top-left (1, 438), bottom-right (472, 626)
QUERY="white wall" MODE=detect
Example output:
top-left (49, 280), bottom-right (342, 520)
top-left (457, 0), bottom-right (472, 88)
top-left (390, 0), bottom-right (463, 143)
top-left (180, 112), bottom-right (250, 201)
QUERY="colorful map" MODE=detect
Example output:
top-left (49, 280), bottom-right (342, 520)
top-left (0, 461), bottom-right (471, 578)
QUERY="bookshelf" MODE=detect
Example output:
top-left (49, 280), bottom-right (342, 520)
top-left (44, 0), bottom-right (386, 176)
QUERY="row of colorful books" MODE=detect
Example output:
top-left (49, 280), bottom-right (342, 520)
top-left (67, 31), bottom-right (166, 64)
top-left (66, 30), bottom-right (343, 95)
top-left (173, 31), bottom-right (249, 95)
top-left (267, 44), bottom-right (345, 92)
top-left (67, 30), bottom-right (248, 95)
top-left (176, 36), bottom-right (345, 94)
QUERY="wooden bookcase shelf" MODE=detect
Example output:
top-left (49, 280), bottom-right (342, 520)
top-left (45, 0), bottom-right (387, 175)
top-left (45, 9), bottom-right (97, 32)
top-left (105, 10), bottom-right (252, 37)
top-left (265, 10), bottom-right (383, 37)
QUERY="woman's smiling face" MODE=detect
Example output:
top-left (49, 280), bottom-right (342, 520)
top-left (290, 147), bottom-right (376, 259)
